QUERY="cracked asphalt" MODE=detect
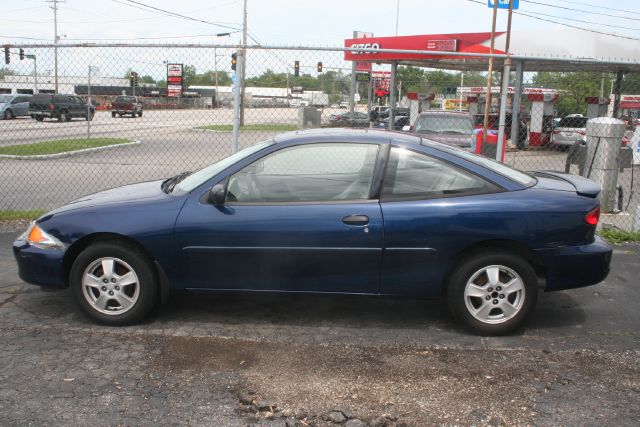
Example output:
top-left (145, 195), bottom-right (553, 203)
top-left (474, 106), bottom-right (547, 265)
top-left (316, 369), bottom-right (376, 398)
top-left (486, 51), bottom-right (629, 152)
top-left (1, 231), bottom-right (639, 426)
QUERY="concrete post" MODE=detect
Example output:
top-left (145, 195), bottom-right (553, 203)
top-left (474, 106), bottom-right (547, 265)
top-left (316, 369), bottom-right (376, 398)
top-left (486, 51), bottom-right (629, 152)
top-left (584, 117), bottom-right (626, 212)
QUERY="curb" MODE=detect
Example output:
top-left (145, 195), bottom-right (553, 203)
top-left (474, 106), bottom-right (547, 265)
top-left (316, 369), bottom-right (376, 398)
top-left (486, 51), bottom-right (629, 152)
top-left (0, 140), bottom-right (141, 160)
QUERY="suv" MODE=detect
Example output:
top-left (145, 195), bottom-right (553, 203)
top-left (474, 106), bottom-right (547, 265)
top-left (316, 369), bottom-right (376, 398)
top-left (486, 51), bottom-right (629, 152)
top-left (111, 95), bottom-right (143, 118)
top-left (408, 111), bottom-right (475, 148)
top-left (0, 94), bottom-right (32, 120)
top-left (29, 94), bottom-right (94, 122)
top-left (552, 115), bottom-right (588, 147)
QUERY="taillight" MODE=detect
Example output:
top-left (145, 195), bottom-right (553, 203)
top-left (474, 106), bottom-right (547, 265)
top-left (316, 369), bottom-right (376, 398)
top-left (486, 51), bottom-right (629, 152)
top-left (49, 103), bottom-right (55, 111)
top-left (585, 206), bottom-right (600, 226)
top-left (553, 130), bottom-right (560, 134)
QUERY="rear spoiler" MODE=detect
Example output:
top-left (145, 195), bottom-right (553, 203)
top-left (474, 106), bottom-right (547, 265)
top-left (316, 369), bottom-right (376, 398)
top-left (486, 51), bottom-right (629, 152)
top-left (533, 171), bottom-right (601, 198)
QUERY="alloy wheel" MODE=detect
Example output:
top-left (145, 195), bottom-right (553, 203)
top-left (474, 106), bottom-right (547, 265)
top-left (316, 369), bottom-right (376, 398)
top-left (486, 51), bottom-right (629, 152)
top-left (463, 265), bottom-right (525, 325)
top-left (81, 257), bottom-right (140, 315)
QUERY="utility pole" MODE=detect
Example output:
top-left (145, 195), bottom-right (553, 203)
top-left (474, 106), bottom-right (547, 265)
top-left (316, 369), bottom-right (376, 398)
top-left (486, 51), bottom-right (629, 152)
top-left (239, 0), bottom-right (247, 126)
top-left (214, 47), bottom-right (219, 108)
top-left (481, 0), bottom-right (499, 146)
top-left (395, 0), bottom-right (400, 36)
top-left (47, 0), bottom-right (62, 93)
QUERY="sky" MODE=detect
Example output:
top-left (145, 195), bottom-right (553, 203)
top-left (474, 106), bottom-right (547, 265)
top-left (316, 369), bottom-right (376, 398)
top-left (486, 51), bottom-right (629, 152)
top-left (3, 0), bottom-right (640, 81)
top-left (4, 0), bottom-right (640, 46)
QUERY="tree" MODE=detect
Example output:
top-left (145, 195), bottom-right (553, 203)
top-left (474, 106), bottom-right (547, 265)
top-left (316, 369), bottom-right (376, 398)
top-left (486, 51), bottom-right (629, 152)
top-left (533, 72), bottom-right (603, 116)
top-left (0, 67), bottom-right (14, 79)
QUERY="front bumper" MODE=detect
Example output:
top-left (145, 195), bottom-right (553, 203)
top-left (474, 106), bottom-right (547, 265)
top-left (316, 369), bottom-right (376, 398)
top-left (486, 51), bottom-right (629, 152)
top-left (537, 236), bottom-right (613, 291)
top-left (13, 238), bottom-right (67, 288)
top-left (29, 111), bottom-right (53, 117)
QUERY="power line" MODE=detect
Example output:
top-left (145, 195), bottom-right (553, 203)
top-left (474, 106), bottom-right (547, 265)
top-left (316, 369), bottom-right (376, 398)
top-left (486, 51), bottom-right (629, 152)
top-left (526, 0), bottom-right (640, 22)
top-left (463, 0), bottom-right (640, 42)
top-left (526, 9), bottom-right (640, 32)
top-left (112, 0), bottom-right (241, 32)
top-left (554, 0), bottom-right (640, 16)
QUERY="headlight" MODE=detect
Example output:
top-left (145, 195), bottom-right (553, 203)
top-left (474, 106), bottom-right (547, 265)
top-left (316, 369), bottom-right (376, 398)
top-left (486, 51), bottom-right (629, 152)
top-left (23, 222), bottom-right (65, 250)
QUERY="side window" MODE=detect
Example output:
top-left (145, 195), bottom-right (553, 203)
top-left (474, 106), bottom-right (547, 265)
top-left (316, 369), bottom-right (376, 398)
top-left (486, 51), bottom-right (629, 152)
top-left (226, 143), bottom-right (379, 203)
top-left (382, 147), bottom-right (497, 200)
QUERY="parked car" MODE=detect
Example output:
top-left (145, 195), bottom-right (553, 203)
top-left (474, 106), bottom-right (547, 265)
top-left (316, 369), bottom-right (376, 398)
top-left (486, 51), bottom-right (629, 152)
top-left (370, 106), bottom-right (388, 122)
top-left (409, 110), bottom-right (475, 148)
top-left (377, 115), bottom-right (410, 130)
top-left (339, 101), bottom-right (349, 109)
top-left (13, 129), bottom-right (611, 335)
top-left (0, 94), bottom-right (32, 120)
top-left (552, 115), bottom-right (589, 147)
top-left (29, 93), bottom-right (95, 122)
top-left (111, 96), bottom-right (143, 118)
top-left (377, 107), bottom-right (409, 121)
top-left (328, 111), bottom-right (369, 127)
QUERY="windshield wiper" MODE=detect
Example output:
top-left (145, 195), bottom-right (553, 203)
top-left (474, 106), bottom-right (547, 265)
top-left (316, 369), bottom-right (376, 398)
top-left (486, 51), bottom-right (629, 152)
top-left (161, 171), bottom-right (192, 193)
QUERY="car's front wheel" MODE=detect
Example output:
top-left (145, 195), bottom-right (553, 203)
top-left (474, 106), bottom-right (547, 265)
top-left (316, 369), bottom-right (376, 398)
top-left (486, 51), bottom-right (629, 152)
top-left (70, 242), bottom-right (157, 325)
top-left (447, 251), bottom-right (538, 335)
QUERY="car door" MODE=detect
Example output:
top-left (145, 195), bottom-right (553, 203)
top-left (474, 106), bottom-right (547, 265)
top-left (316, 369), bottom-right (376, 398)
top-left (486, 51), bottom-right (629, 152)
top-left (175, 141), bottom-right (385, 294)
top-left (379, 145), bottom-right (502, 296)
top-left (13, 96), bottom-right (29, 116)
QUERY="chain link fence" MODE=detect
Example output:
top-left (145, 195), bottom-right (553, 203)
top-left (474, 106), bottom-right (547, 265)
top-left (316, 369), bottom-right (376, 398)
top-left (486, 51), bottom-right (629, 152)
top-left (0, 43), bottom-right (638, 230)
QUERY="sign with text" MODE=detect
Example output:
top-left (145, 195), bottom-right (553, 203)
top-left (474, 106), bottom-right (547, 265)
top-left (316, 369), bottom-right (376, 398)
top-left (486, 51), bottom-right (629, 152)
top-left (353, 31), bottom-right (374, 72)
top-left (166, 63), bottom-right (183, 98)
top-left (488, 0), bottom-right (519, 10)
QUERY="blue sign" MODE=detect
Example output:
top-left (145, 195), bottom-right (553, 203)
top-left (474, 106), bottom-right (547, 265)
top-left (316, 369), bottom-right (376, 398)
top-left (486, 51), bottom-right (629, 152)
top-left (488, 0), bottom-right (519, 9)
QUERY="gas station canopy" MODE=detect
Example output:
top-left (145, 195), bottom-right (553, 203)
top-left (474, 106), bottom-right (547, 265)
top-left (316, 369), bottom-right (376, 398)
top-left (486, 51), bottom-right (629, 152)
top-left (344, 30), bottom-right (640, 72)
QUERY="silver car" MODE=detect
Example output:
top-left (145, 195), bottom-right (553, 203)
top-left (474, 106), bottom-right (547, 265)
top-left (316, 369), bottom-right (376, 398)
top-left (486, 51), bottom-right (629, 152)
top-left (0, 94), bottom-right (32, 120)
top-left (552, 116), bottom-right (588, 147)
top-left (410, 111), bottom-right (475, 148)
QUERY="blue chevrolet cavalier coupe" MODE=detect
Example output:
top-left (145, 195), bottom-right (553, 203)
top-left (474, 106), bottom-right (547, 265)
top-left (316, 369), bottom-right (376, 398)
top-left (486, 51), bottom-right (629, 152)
top-left (13, 129), bottom-right (611, 335)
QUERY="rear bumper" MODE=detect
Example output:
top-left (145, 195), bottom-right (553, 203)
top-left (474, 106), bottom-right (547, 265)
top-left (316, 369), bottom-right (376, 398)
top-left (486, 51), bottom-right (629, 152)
top-left (13, 239), bottom-right (66, 288)
top-left (29, 111), bottom-right (53, 117)
top-left (537, 236), bottom-right (612, 291)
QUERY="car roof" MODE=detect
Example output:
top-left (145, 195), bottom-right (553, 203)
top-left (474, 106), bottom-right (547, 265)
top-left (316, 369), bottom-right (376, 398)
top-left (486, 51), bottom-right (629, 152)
top-left (418, 110), bottom-right (472, 117)
top-left (272, 128), bottom-right (423, 145)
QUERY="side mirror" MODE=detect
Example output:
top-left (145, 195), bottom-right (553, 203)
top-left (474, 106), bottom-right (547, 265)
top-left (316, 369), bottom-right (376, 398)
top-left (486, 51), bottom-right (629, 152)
top-left (402, 125), bottom-right (411, 132)
top-left (208, 183), bottom-right (226, 206)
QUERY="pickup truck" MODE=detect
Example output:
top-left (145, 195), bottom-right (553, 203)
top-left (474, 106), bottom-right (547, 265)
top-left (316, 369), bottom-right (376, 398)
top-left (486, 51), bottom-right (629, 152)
top-left (111, 96), bottom-right (143, 118)
top-left (29, 94), bottom-right (94, 122)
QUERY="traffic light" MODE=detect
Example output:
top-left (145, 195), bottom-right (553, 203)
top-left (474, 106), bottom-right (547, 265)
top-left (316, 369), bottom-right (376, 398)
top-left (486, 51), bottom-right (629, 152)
top-left (294, 60), bottom-right (300, 77)
top-left (19, 48), bottom-right (24, 60)
top-left (129, 71), bottom-right (139, 87)
top-left (231, 53), bottom-right (237, 71)
top-left (317, 62), bottom-right (322, 73)
top-left (4, 47), bottom-right (9, 65)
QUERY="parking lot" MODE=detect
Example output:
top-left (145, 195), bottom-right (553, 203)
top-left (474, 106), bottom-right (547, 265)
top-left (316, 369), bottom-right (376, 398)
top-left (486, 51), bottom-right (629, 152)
top-left (0, 230), bottom-right (638, 426)
top-left (2, 108), bottom-right (638, 213)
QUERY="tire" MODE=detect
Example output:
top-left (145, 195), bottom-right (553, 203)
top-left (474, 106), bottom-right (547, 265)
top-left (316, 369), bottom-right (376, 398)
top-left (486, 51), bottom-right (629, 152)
top-left (131, 112), bottom-right (136, 118)
top-left (35, 115), bottom-right (44, 122)
top-left (111, 111), bottom-right (116, 118)
top-left (58, 110), bottom-right (68, 122)
top-left (447, 251), bottom-right (538, 336)
top-left (86, 111), bottom-right (94, 121)
top-left (138, 110), bottom-right (143, 117)
top-left (70, 242), bottom-right (158, 326)
top-left (119, 113), bottom-right (123, 117)
top-left (4, 109), bottom-right (14, 120)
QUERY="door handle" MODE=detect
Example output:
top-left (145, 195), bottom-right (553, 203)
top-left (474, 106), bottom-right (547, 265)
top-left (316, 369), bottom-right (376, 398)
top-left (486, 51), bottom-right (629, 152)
top-left (342, 214), bottom-right (369, 226)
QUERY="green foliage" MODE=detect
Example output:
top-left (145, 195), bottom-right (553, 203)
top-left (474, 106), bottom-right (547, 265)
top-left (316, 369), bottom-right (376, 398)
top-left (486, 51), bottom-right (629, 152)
top-left (533, 72), bottom-right (604, 117)
top-left (0, 67), bottom-right (14, 79)
top-left (599, 228), bottom-right (640, 244)
top-left (395, 66), bottom-right (486, 97)
top-left (0, 210), bottom-right (46, 221)
top-left (621, 73), bottom-right (640, 95)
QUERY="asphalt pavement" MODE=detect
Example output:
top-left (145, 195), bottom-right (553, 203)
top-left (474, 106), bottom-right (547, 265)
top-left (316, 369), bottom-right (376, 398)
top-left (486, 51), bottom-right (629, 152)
top-left (0, 231), bottom-right (639, 426)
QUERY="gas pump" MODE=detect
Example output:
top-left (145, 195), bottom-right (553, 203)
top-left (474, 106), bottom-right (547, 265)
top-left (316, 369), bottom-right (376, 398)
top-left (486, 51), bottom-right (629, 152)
top-left (528, 93), bottom-right (558, 147)
top-left (407, 93), bottom-right (434, 126)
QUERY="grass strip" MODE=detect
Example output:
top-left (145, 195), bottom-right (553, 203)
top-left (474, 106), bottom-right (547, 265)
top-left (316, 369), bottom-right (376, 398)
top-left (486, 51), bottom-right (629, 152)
top-left (0, 138), bottom-right (130, 156)
top-left (0, 210), bottom-right (46, 221)
top-left (599, 228), bottom-right (640, 244)
top-left (197, 124), bottom-right (298, 132)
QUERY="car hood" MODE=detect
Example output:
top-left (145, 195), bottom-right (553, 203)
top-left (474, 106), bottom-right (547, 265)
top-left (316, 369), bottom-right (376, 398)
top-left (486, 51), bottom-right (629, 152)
top-left (46, 180), bottom-right (168, 215)
top-left (419, 132), bottom-right (474, 147)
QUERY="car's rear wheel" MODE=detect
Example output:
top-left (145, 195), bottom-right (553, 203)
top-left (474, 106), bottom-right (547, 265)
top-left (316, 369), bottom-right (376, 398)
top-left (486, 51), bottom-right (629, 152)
top-left (70, 242), bottom-right (157, 325)
top-left (111, 111), bottom-right (116, 118)
top-left (58, 110), bottom-right (69, 122)
top-left (35, 115), bottom-right (44, 122)
top-left (131, 112), bottom-right (136, 118)
top-left (138, 110), bottom-right (142, 117)
top-left (4, 109), bottom-right (14, 120)
top-left (447, 251), bottom-right (538, 335)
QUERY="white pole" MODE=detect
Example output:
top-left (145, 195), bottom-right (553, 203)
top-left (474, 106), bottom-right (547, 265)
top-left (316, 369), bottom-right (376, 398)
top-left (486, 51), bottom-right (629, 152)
top-left (395, 0), bottom-right (400, 36)
top-left (231, 50), bottom-right (244, 154)
top-left (459, 72), bottom-right (464, 111)
top-left (52, 0), bottom-right (59, 93)
top-left (87, 65), bottom-right (91, 139)
top-left (496, 60), bottom-right (510, 161)
top-left (214, 47), bottom-right (219, 108)
top-left (33, 56), bottom-right (38, 93)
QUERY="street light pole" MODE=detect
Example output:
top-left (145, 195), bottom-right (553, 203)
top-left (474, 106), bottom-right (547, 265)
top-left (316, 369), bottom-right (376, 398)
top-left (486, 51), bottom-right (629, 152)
top-left (481, 0), bottom-right (499, 146)
top-left (239, 0), bottom-right (247, 126)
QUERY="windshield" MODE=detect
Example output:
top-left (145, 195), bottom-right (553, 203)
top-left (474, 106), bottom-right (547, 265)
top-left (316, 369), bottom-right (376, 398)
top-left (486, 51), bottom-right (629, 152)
top-left (172, 140), bottom-right (275, 194)
top-left (115, 96), bottom-right (135, 103)
top-left (558, 117), bottom-right (588, 128)
top-left (421, 140), bottom-right (536, 187)
top-left (415, 115), bottom-right (473, 134)
top-left (0, 95), bottom-right (12, 103)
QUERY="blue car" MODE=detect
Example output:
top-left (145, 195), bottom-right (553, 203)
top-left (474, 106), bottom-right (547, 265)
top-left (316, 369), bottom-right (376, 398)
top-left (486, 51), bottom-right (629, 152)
top-left (13, 129), bottom-right (612, 335)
